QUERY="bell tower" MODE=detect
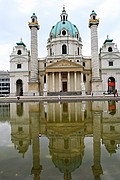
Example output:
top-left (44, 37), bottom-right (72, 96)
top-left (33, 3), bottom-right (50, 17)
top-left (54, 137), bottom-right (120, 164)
top-left (28, 13), bottom-right (40, 95)
top-left (89, 10), bottom-right (102, 94)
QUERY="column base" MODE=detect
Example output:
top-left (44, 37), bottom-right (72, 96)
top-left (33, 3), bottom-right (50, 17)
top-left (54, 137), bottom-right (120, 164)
top-left (92, 80), bottom-right (103, 95)
top-left (28, 82), bottom-right (39, 96)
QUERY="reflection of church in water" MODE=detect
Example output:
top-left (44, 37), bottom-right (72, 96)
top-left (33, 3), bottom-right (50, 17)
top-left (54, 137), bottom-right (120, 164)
top-left (1, 100), bottom-right (120, 179)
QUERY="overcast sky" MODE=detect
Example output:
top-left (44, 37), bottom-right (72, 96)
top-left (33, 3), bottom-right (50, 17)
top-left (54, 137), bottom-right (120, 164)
top-left (0, 0), bottom-right (120, 71)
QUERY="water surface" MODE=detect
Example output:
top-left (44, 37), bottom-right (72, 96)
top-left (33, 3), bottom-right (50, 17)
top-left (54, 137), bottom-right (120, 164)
top-left (0, 101), bottom-right (120, 180)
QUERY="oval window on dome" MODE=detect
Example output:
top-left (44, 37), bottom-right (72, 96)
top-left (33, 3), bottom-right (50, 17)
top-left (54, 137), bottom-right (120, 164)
top-left (62, 30), bottom-right (66, 36)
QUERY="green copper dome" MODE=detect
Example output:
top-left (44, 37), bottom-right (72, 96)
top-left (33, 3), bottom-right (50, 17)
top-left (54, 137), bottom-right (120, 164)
top-left (50, 7), bottom-right (80, 39)
top-left (50, 20), bottom-right (79, 38)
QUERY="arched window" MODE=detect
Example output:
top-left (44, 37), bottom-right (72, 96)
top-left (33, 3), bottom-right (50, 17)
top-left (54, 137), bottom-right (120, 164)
top-left (50, 48), bottom-right (52, 56)
top-left (78, 47), bottom-right (79, 55)
top-left (17, 50), bottom-right (22, 55)
top-left (32, 18), bottom-right (35, 22)
top-left (62, 44), bottom-right (67, 54)
top-left (108, 77), bottom-right (115, 93)
top-left (108, 47), bottom-right (112, 52)
top-left (83, 74), bottom-right (86, 82)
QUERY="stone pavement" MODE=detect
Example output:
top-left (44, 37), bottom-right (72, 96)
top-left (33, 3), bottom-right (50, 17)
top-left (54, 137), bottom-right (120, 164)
top-left (0, 95), bottom-right (119, 103)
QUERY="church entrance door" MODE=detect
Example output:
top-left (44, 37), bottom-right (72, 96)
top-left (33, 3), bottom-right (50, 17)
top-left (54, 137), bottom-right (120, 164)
top-left (62, 81), bottom-right (67, 92)
top-left (16, 79), bottom-right (23, 96)
top-left (108, 77), bottom-right (115, 93)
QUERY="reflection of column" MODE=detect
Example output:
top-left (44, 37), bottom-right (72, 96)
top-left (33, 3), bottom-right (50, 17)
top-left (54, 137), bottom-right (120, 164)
top-left (75, 103), bottom-right (77, 122)
top-left (53, 103), bottom-right (55, 122)
top-left (81, 101), bottom-right (86, 121)
top-left (59, 72), bottom-right (62, 91)
top-left (31, 105), bottom-right (42, 180)
top-left (74, 72), bottom-right (77, 91)
top-left (46, 73), bottom-right (48, 91)
top-left (60, 103), bottom-right (62, 122)
top-left (52, 72), bottom-right (55, 92)
top-left (92, 112), bottom-right (103, 179)
top-left (68, 72), bottom-right (70, 91)
top-left (68, 103), bottom-right (71, 122)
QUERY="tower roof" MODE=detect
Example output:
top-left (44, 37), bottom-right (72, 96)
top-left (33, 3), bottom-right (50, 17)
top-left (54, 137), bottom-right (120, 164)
top-left (16, 39), bottom-right (26, 47)
top-left (104, 35), bottom-right (113, 44)
top-left (90, 10), bottom-right (97, 16)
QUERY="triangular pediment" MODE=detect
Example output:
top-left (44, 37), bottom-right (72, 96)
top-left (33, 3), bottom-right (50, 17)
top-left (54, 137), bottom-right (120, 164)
top-left (46, 59), bottom-right (83, 69)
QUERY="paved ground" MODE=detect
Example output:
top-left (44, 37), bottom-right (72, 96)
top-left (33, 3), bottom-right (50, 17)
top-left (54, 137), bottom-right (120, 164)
top-left (0, 95), bottom-right (120, 103)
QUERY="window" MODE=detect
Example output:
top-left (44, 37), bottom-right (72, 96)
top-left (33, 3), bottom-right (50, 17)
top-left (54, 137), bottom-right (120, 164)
top-left (83, 62), bottom-right (85, 67)
top-left (62, 72), bottom-right (67, 79)
top-left (78, 47), bottom-right (79, 55)
top-left (18, 127), bottom-right (23, 132)
top-left (64, 139), bottom-right (69, 149)
top-left (17, 50), bottom-right (22, 55)
top-left (50, 48), bottom-right (52, 56)
top-left (62, 30), bottom-right (66, 36)
top-left (83, 74), bottom-right (86, 82)
top-left (109, 61), bottom-right (113, 66)
top-left (17, 64), bottom-right (22, 69)
top-left (32, 18), bottom-right (35, 22)
top-left (62, 44), bottom-right (67, 54)
top-left (110, 126), bottom-right (115, 131)
top-left (108, 47), bottom-right (112, 52)
top-left (44, 75), bottom-right (46, 83)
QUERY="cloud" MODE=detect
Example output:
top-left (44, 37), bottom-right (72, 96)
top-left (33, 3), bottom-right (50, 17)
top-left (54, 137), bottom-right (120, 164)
top-left (15, 0), bottom-right (38, 14)
top-left (97, 0), bottom-right (120, 21)
top-left (0, 44), bottom-right (11, 70)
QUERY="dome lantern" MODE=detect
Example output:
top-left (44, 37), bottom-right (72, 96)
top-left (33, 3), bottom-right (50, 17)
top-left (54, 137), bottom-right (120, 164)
top-left (60, 5), bottom-right (68, 21)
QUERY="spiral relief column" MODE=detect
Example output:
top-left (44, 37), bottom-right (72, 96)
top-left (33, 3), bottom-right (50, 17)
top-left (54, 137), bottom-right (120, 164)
top-left (28, 13), bottom-right (40, 95)
top-left (89, 10), bottom-right (102, 94)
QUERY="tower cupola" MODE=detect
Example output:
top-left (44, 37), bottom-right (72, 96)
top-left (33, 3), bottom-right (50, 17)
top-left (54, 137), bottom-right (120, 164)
top-left (60, 6), bottom-right (68, 21)
top-left (89, 10), bottom-right (99, 27)
top-left (28, 13), bottom-right (39, 30)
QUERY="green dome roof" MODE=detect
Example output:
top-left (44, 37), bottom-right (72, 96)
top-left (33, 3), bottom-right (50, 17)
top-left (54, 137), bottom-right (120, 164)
top-left (50, 7), bottom-right (80, 39)
top-left (50, 20), bottom-right (79, 38)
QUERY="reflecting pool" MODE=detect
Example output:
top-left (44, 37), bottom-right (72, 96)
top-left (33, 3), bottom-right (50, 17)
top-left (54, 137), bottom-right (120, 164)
top-left (0, 100), bottom-right (120, 180)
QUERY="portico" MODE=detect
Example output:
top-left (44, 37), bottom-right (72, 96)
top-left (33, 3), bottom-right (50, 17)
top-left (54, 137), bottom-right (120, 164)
top-left (46, 59), bottom-right (84, 94)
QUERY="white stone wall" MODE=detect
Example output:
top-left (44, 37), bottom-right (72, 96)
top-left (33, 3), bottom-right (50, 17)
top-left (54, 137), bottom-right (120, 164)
top-left (10, 44), bottom-right (30, 96)
top-left (101, 41), bottom-right (120, 93)
top-left (10, 72), bottom-right (29, 96)
top-left (47, 37), bottom-right (82, 57)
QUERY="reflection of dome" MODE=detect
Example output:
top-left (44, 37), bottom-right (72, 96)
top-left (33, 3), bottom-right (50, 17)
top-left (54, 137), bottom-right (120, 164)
top-left (11, 132), bottom-right (30, 157)
top-left (49, 7), bottom-right (81, 40)
top-left (52, 155), bottom-right (82, 173)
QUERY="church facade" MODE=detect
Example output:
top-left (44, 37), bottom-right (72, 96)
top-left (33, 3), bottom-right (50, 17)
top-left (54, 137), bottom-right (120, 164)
top-left (9, 7), bottom-right (120, 96)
